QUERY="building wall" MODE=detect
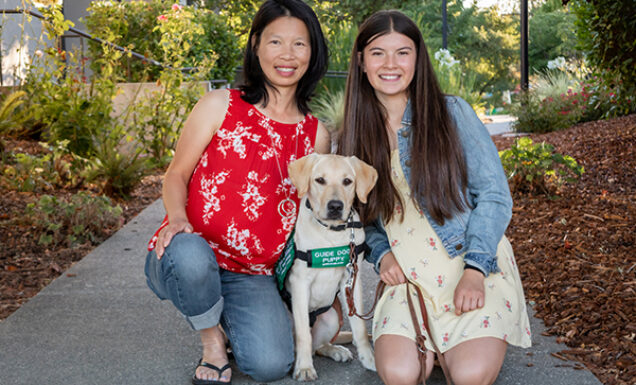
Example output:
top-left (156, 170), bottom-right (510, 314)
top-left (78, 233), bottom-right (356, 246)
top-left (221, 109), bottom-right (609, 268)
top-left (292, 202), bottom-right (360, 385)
top-left (0, 0), bottom-right (94, 86)
top-left (1, 0), bottom-right (49, 86)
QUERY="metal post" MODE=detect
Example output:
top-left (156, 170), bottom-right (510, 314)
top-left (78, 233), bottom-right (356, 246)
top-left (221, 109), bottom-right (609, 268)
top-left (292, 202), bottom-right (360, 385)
top-left (442, 0), bottom-right (448, 49)
top-left (520, 0), bottom-right (529, 90)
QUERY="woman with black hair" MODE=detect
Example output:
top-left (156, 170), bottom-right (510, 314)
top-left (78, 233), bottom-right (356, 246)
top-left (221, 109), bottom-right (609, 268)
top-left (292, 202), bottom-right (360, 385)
top-left (338, 10), bottom-right (531, 385)
top-left (144, 1), bottom-right (329, 384)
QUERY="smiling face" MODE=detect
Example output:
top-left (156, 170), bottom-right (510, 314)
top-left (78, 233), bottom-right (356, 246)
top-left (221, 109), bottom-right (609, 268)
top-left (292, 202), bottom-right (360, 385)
top-left (361, 31), bottom-right (417, 102)
top-left (288, 154), bottom-right (378, 223)
top-left (254, 16), bottom-right (311, 91)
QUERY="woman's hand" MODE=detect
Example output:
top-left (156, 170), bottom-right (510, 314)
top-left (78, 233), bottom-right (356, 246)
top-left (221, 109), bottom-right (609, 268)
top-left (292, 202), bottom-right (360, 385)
top-left (453, 268), bottom-right (486, 315)
top-left (155, 218), bottom-right (193, 259)
top-left (379, 252), bottom-right (406, 286)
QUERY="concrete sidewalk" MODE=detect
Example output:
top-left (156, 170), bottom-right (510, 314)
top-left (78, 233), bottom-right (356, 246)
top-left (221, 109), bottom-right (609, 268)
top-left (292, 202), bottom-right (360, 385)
top-left (482, 114), bottom-right (517, 136)
top-left (0, 199), bottom-right (602, 385)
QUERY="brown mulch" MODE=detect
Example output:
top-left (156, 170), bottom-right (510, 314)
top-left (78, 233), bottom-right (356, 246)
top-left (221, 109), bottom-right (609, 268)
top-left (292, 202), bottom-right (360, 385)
top-left (491, 114), bottom-right (635, 385)
top-left (0, 143), bottom-right (163, 319)
top-left (0, 115), bottom-right (634, 384)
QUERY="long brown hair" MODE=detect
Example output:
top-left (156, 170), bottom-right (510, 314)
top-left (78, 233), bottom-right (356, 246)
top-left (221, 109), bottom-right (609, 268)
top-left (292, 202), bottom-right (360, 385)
top-left (337, 10), bottom-right (469, 225)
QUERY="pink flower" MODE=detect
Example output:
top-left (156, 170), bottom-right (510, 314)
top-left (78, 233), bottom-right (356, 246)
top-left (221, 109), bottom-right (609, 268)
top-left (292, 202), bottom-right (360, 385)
top-left (157, 14), bottom-right (168, 21)
top-left (172, 4), bottom-right (182, 11)
top-left (559, 111), bottom-right (568, 115)
top-left (572, 100), bottom-right (577, 104)
top-left (609, 92), bottom-right (616, 97)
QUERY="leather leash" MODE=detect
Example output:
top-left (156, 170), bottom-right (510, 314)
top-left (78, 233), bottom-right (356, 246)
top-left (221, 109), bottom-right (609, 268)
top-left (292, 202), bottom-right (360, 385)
top-left (344, 237), bottom-right (386, 320)
top-left (406, 281), bottom-right (453, 385)
top-left (342, 232), bottom-right (453, 384)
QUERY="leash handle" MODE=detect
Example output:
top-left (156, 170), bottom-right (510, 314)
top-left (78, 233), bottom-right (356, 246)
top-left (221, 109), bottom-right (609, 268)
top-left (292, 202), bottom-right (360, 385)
top-left (345, 241), bottom-right (385, 321)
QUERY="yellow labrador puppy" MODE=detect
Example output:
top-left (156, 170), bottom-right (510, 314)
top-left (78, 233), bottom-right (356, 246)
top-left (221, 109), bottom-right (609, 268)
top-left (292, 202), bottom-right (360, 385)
top-left (286, 154), bottom-right (378, 381)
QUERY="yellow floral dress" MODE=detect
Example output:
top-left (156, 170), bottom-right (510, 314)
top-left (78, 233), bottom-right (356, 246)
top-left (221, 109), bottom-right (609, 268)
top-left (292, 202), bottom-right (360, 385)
top-left (372, 150), bottom-right (532, 352)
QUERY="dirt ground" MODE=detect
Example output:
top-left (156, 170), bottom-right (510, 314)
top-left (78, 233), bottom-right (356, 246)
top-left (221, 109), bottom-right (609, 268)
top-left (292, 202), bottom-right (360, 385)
top-left (1, 114), bottom-right (634, 385)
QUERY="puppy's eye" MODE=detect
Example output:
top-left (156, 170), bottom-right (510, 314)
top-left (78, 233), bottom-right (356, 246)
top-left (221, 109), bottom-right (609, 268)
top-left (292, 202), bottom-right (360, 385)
top-left (343, 178), bottom-right (352, 186)
top-left (315, 177), bottom-right (326, 185)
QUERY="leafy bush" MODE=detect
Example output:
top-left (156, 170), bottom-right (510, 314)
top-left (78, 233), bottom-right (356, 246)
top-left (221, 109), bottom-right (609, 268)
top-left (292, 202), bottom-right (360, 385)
top-left (84, 130), bottom-right (148, 198)
top-left (569, 0), bottom-right (636, 91)
top-left (0, 91), bottom-right (31, 152)
top-left (22, 5), bottom-right (120, 157)
top-left (125, 4), bottom-right (215, 168)
top-left (0, 141), bottom-right (85, 192)
top-left (84, 0), bottom-right (240, 83)
top-left (511, 92), bottom-right (579, 134)
top-left (511, 68), bottom-right (636, 133)
top-left (25, 192), bottom-right (123, 247)
top-left (499, 137), bottom-right (584, 195)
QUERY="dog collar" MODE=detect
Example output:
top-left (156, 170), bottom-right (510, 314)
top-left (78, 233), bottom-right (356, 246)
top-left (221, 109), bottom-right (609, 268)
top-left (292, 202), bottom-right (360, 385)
top-left (305, 200), bottom-right (364, 232)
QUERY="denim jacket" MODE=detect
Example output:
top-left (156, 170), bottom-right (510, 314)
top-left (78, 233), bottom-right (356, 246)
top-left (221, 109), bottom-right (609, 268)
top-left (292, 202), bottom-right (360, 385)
top-left (364, 96), bottom-right (512, 276)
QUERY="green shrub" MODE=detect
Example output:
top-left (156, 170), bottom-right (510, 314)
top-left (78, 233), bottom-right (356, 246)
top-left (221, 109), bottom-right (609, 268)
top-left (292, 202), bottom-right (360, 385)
top-left (511, 68), bottom-right (636, 133)
top-left (22, 5), bottom-right (120, 157)
top-left (25, 192), bottom-right (123, 247)
top-left (511, 90), bottom-right (584, 133)
top-left (83, 130), bottom-right (148, 199)
top-left (570, 0), bottom-right (636, 91)
top-left (0, 91), bottom-right (31, 152)
top-left (84, 0), bottom-right (240, 83)
top-left (0, 141), bottom-right (85, 192)
top-left (499, 137), bottom-right (584, 195)
top-left (125, 4), bottom-right (215, 168)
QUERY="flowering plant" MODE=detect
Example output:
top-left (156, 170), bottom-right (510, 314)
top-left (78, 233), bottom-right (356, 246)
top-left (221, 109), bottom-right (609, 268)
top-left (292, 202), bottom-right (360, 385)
top-left (430, 49), bottom-right (483, 112)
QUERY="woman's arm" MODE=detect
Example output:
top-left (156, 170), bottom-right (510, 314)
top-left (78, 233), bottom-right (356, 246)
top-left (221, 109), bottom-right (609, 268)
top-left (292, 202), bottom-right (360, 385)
top-left (448, 96), bottom-right (511, 314)
top-left (155, 89), bottom-right (230, 258)
top-left (450, 96), bottom-right (513, 276)
top-left (364, 218), bottom-right (392, 272)
top-left (314, 121), bottom-right (331, 154)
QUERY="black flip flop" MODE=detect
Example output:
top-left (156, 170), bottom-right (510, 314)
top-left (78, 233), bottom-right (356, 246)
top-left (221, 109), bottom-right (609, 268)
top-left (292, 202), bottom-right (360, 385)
top-left (192, 359), bottom-right (232, 385)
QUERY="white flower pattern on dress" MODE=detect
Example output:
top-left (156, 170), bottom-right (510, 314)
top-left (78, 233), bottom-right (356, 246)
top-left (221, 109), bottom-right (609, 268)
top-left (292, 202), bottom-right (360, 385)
top-left (224, 220), bottom-right (264, 257)
top-left (240, 171), bottom-right (269, 221)
top-left (216, 122), bottom-right (261, 159)
top-left (199, 170), bottom-right (230, 224)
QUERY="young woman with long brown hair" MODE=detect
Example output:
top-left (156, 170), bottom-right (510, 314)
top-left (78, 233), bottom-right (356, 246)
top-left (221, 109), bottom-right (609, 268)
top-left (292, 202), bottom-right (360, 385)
top-left (338, 10), bottom-right (531, 385)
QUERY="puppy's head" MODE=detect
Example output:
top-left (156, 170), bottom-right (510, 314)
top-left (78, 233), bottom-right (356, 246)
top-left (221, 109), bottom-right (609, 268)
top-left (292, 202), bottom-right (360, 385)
top-left (288, 154), bottom-right (378, 223)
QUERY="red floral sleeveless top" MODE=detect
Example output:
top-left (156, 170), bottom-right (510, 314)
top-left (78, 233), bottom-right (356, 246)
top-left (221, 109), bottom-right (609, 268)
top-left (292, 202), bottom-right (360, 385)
top-left (148, 89), bottom-right (318, 275)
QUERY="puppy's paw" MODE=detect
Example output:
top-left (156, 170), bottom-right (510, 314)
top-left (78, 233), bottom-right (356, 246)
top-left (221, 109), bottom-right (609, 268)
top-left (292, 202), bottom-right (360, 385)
top-left (293, 365), bottom-right (318, 382)
top-left (358, 346), bottom-right (376, 371)
top-left (316, 344), bottom-right (353, 362)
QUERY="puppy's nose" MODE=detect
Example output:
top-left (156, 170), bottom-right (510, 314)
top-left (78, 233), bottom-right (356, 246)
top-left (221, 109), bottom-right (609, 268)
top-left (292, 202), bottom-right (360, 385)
top-left (327, 200), bottom-right (344, 216)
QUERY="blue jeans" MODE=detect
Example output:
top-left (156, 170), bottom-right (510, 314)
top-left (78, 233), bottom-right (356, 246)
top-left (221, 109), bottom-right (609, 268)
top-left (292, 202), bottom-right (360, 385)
top-left (144, 233), bottom-right (294, 382)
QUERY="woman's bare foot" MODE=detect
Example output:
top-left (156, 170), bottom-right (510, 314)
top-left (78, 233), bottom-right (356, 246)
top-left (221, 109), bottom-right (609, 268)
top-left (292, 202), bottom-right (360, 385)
top-left (195, 326), bottom-right (231, 383)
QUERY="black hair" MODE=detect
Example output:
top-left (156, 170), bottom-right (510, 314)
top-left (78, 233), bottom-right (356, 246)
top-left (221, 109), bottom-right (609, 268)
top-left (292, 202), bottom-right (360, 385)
top-left (239, 0), bottom-right (328, 115)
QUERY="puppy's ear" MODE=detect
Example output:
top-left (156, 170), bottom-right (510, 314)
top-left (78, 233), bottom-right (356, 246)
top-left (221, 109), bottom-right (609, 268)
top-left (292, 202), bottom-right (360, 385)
top-left (348, 156), bottom-right (378, 203)
top-left (288, 154), bottom-right (317, 198)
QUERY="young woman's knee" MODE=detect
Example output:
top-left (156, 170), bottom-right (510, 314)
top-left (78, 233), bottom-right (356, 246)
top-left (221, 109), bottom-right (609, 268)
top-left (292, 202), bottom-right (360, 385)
top-left (449, 363), bottom-right (499, 385)
top-left (376, 356), bottom-right (422, 385)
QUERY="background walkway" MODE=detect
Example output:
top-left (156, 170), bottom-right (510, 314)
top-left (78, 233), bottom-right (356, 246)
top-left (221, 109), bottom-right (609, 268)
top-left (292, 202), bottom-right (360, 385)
top-left (0, 119), bottom-right (602, 385)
